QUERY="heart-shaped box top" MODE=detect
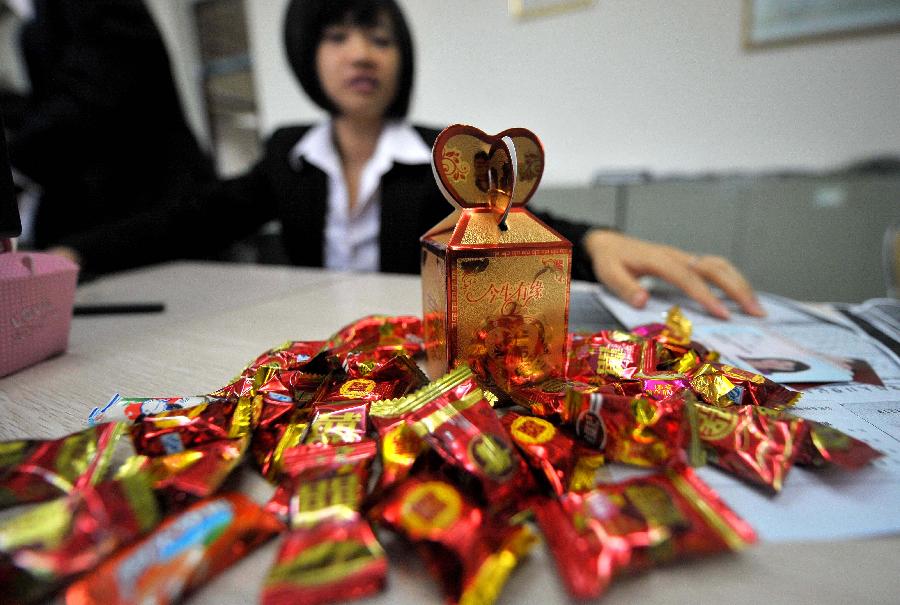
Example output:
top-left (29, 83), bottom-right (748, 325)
top-left (432, 125), bottom-right (544, 211)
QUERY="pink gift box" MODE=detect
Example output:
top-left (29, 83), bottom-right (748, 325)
top-left (0, 252), bottom-right (78, 377)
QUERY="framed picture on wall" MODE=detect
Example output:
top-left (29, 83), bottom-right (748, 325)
top-left (743, 0), bottom-right (900, 48)
top-left (508, 0), bottom-right (595, 20)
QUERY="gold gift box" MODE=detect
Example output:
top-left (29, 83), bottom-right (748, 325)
top-left (421, 125), bottom-right (572, 384)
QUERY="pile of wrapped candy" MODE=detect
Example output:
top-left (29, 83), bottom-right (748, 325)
top-left (0, 309), bottom-right (882, 605)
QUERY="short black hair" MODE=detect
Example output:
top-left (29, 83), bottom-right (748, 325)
top-left (284, 0), bottom-right (415, 119)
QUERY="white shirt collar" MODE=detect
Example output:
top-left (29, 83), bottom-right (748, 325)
top-left (289, 119), bottom-right (431, 173)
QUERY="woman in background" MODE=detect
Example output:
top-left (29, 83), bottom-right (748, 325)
top-left (56, 0), bottom-right (762, 319)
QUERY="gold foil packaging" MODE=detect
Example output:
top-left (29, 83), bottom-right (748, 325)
top-left (421, 125), bottom-right (572, 385)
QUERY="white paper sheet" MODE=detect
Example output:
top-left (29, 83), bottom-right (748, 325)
top-left (691, 324), bottom-right (852, 383)
top-left (594, 287), bottom-right (819, 329)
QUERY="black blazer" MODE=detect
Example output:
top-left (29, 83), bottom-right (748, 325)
top-left (64, 124), bottom-right (599, 280)
top-left (4, 0), bottom-right (213, 248)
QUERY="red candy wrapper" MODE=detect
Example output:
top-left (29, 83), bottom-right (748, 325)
top-left (305, 401), bottom-right (369, 446)
top-left (141, 436), bottom-right (249, 509)
top-left (0, 460), bottom-right (159, 604)
top-left (130, 395), bottom-right (255, 456)
top-left (566, 389), bottom-right (691, 467)
top-left (373, 474), bottom-right (537, 605)
top-left (66, 493), bottom-right (282, 605)
top-left (0, 422), bottom-right (125, 508)
top-left (396, 365), bottom-right (535, 511)
top-left (251, 372), bottom-right (320, 480)
top-left (266, 440), bottom-right (378, 524)
top-left (501, 411), bottom-right (576, 496)
top-left (590, 334), bottom-right (654, 380)
top-left (507, 377), bottom-right (599, 422)
top-left (533, 467), bottom-right (756, 600)
top-left (211, 366), bottom-right (268, 399)
top-left (314, 374), bottom-right (403, 405)
top-left (244, 340), bottom-right (327, 375)
top-left (262, 510), bottom-right (386, 605)
top-left (795, 417), bottom-right (883, 470)
top-left (343, 352), bottom-right (429, 389)
top-left (254, 411), bottom-right (310, 482)
top-left (368, 400), bottom-right (430, 493)
top-left (565, 331), bottom-right (654, 381)
top-left (695, 402), bottom-right (807, 492)
top-left (324, 315), bottom-right (423, 361)
top-left (262, 441), bottom-right (385, 605)
top-left (258, 370), bottom-right (325, 406)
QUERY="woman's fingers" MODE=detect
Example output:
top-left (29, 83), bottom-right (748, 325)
top-left (690, 255), bottom-right (766, 317)
top-left (583, 229), bottom-right (764, 319)
top-left (586, 231), bottom-right (650, 307)
top-left (635, 251), bottom-right (732, 319)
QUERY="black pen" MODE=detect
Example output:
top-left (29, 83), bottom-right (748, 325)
top-left (73, 302), bottom-right (166, 316)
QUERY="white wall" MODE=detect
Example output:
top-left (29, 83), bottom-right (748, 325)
top-left (246, 0), bottom-right (900, 185)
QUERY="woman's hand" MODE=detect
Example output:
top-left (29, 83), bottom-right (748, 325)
top-left (583, 229), bottom-right (764, 320)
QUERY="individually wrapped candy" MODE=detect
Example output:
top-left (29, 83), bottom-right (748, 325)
top-left (0, 422), bottom-right (125, 508)
top-left (243, 340), bottom-right (327, 375)
top-left (507, 377), bottom-right (599, 422)
top-left (565, 389), bottom-right (691, 468)
top-left (794, 417), bottom-right (883, 470)
top-left (258, 370), bottom-right (324, 406)
top-left (368, 399), bottom-right (430, 494)
top-left (65, 493), bottom-right (282, 605)
top-left (394, 365), bottom-right (535, 512)
top-left (0, 459), bottom-right (159, 604)
top-left (694, 401), bottom-right (807, 492)
top-left (342, 352), bottom-right (430, 390)
top-left (314, 374), bottom-right (403, 405)
top-left (323, 315), bottom-right (423, 362)
top-left (139, 436), bottom-right (249, 509)
top-left (501, 410), bottom-right (576, 496)
top-left (372, 474), bottom-right (537, 605)
top-left (565, 331), bottom-right (655, 381)
top-left (254, 412), bottom-right (311, 482)
top-left (640, 376), bottom-right (691, 401)
top-left (304, 401), bottom-right (369, 446)
top-left (265, 440), bottom-right (378, 524)
top-left (262, 510), bottom-right (386, 605)
top-left (87, 394), bottom-right (219, 426)
top-left (130, 395), bottom-right (255, 456)
top-left (689, 363), bottom-right (800, 409)
top-left (533, 466), bottom-right (756, 600)
top-left (262, 440), bottom-right (384, 605)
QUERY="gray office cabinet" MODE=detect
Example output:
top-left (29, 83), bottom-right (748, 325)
top-left (529, 175), bottom-right (899, 303)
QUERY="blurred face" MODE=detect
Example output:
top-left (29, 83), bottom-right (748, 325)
top-left (316, 12), bottom-right (401, 121)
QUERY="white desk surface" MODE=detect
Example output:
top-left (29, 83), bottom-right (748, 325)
top-left (2, 261), bottom-right (898, 605)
